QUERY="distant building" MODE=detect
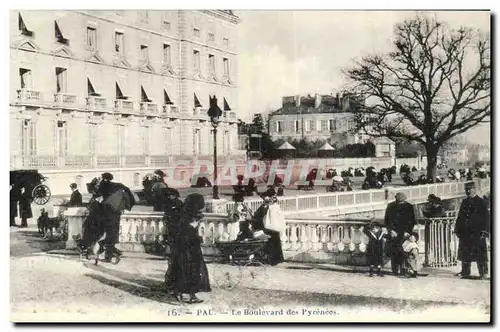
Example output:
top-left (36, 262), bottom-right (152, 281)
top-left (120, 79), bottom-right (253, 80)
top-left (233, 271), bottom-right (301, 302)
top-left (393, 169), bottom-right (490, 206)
top-left (468, 144), bottom-right (491, 163)
top-left (267, 92), bottom-right (369, 145)
top-left (442, 144), bottom-right (469, 165)
top-left (371, 137), bottom-right (395, 158)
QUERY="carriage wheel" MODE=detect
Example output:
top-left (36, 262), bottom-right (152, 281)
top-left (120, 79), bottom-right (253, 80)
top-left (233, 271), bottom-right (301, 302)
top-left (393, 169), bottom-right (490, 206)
top-left (242, 259), bottom-right (269, 287)
top-left (212, 263), bottom-right (243, 290)
top-left (32, 184), bottom-right (51, 205)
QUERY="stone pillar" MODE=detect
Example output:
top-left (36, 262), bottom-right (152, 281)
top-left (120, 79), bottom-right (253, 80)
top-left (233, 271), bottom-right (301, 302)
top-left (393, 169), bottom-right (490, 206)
top-left (64, 207), bottom-right (88, 249)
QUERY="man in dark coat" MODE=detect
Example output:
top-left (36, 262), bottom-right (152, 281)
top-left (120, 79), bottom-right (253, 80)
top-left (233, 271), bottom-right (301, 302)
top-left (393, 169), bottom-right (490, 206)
top-left (95, 172), bottom-right (136, 262)
top-left (384, 192), bottom-right (416, 275)
top-left (454, 182), bottom-right (490, 279)
top-left (68, 183), bottom-right (83, 207)
top-left (19, 187), bottom-right (33, 228)
top-left (10, 184), bottom-right (21, 227)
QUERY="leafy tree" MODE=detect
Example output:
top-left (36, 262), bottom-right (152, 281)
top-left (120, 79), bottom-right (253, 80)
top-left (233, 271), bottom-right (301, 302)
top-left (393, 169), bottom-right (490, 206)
top-left (344, 13), bottom-right (490, 180)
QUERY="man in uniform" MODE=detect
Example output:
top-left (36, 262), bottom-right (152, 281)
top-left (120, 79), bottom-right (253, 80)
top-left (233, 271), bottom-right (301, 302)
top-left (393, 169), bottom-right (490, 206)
top-left (384, 192), bottom-right (416, 275)
top-left (454, 182), bottom-right (490, 279)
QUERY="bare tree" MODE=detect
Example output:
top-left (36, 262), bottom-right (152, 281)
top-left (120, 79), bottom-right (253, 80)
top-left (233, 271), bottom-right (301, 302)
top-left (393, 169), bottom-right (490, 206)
top-left (344, 13), bottom-right (490, 180)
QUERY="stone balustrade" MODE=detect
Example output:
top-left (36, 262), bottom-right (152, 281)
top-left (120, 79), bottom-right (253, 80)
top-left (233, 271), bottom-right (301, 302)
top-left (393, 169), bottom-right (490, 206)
top-left (86, 96), bottom-right (108, 111)
top-left (212, 181), bottom-right (472, 216)
top-left (54, 93), bottom-right (78, 106)
top-left (140, 102), bottom-right (158, 114)
top-left (16, 88), bottom-right (42, 103)
top-left (114, 99), bottom-right (135, 113)
top-left (64, 204), bottom-right (460, 267)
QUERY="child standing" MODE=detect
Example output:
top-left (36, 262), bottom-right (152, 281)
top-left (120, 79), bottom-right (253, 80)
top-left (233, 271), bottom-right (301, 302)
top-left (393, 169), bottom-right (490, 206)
top-left (402, 232), bottom-right (420, 277)
top-left (363, 220), bottom-right (388, 277)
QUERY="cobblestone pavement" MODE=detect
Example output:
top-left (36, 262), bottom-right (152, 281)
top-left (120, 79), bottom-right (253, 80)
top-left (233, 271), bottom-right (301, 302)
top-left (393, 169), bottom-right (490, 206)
top-left (11, 248), bottom-right (490, 322)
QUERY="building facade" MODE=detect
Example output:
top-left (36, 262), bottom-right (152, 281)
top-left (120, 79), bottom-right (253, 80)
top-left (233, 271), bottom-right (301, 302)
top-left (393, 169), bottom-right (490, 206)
top-left (267, 93), bottom-right (368, 145)
top-left (10, 10), bottom-right (245, 194)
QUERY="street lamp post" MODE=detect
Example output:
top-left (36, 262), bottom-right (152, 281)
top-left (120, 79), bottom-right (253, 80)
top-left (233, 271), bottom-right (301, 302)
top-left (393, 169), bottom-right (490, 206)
top-left (207, 95), bottom-right (223, 200)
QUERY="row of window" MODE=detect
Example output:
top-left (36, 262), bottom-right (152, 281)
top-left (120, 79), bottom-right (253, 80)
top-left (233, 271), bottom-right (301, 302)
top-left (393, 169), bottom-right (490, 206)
top-left (19, 66), bottom-right (233, 110)
top-left (274, 119), bottom-right (354, 133)
top-left (20, 119), bottom-right (232, 157)
top-left (18, 12), bottom-right (230, 54)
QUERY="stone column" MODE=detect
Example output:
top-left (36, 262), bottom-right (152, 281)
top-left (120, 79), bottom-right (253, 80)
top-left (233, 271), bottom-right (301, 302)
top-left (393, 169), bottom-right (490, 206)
top-left (64, 207), bottom-right (88, 249)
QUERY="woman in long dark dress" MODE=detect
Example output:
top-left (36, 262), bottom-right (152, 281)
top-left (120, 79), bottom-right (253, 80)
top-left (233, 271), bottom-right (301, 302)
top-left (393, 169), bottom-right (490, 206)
top-left (163, 188), bottom-right (183, 293)
top-left (250, 195), bottom-right (285, 266)
top-left (167, 193), bottom-right (211, 303)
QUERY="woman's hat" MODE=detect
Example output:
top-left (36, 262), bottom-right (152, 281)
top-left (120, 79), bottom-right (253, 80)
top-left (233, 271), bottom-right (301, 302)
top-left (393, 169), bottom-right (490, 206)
top-left (154, 169), bottom-right (166, 178)
top-left (101, 172), bottom-right (114, 181)
top-left (184, 193), bottom-right (205, 212)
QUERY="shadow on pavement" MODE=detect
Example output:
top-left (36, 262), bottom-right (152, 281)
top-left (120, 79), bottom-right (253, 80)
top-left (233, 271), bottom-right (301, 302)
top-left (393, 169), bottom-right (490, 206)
top-left (83, 261), bottom-right (164, 290)
top-left (11, 229), bottom-right (66, 256)
top-left (84, 273), bottom-right (182, 306)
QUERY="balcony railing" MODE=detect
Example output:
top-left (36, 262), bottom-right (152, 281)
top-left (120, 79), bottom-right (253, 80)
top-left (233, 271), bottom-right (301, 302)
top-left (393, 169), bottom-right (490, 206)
top-left (124, 155), bottom-right (147, 167)
top-left (193, 107), bottom-right (205, 117)
top-left (54, 93), bottom-right (77, 107)
top-left (162, 105), bottom-right (179, 116)
top-left (22, 155), bottom-right (57, 168)
top-left (96, 155), bottom-right (120, 168)
top-left (63, 155), bottom-right (92, 169)
top-left (16, 89), bottom-right (42, 104)
top-left (150, 155), bottom-right (170, 166)
top-left (114, 100), bottom-right (135, 113)
top-left (86, 96), bottom-right (107, 111)
top-left (140, 102), bottom-right (158, 114)
top-left (223, 111), bottom-right (236, 119)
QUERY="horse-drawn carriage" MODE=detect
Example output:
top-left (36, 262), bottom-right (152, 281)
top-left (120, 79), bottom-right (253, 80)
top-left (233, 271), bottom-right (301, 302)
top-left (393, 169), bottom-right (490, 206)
top-left (10, 170), bottom-right (52, 205)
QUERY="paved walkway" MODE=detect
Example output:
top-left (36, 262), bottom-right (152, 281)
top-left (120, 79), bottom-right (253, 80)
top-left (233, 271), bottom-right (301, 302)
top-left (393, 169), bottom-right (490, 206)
top-left (10, 227), bottom-right (490, 322)
top-left (11, 249), bottom-right (490, 322)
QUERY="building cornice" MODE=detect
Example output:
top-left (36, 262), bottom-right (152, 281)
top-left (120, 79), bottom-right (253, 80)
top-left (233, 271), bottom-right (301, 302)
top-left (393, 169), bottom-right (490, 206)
top-left (200, 10), bottom-right (240, 24)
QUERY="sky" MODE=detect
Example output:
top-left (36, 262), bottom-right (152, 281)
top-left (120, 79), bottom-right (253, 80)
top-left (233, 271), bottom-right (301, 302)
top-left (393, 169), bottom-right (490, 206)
top-left (234, 10), bottom-right (491, 145)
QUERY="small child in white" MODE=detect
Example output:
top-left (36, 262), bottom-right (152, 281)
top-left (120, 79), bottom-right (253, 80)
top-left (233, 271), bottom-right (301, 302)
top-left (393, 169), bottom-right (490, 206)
top-left (402, 232), bottom-right (420, 278)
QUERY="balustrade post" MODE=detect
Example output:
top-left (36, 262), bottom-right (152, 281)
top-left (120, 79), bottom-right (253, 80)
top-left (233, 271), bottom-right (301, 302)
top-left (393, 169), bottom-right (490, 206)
top-left (64, 207), bottom-right (88, 249)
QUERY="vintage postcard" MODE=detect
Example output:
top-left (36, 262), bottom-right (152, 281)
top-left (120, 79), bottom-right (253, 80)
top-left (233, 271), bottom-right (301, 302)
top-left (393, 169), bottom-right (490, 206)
top-left (9, 9), bottom-right (491, 323)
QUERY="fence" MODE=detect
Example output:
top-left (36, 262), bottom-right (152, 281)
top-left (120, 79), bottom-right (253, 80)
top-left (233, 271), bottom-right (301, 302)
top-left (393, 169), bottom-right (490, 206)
top-left (419, 217), bottom-right (459, 268)
top-left (64, 207), bottom-right (477, 267)
top-left (219, 181), bottom-right (469, 215)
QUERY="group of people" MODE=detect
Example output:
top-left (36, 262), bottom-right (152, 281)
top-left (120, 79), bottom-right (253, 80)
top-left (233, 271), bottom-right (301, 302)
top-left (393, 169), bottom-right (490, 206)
top-left (363, 192), bottom-right (418, 278)
top-left (365, 181), bottom-right (490, 279)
